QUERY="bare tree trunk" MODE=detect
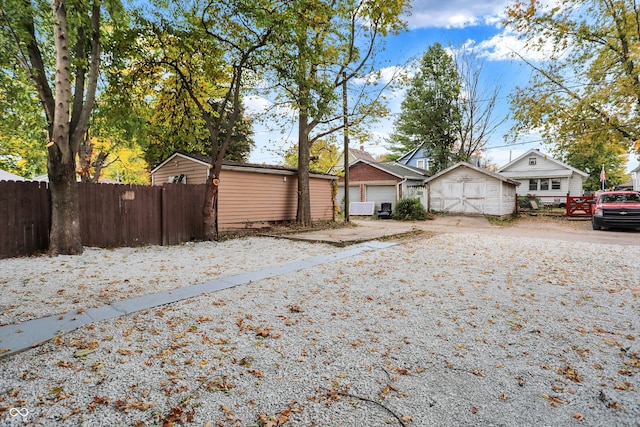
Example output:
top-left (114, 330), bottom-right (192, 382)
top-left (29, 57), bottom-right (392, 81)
top-left (48, 0), bottom-right (83, 255)
top-left (48, 150), bottom-right (83, 255)
top-left (202, 171), bottom-right (219, 241)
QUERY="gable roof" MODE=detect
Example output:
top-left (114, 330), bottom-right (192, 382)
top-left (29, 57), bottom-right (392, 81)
top-left (351, 159), bottom-right (431, 181)
top-left (151, 151), bottom-right (337, 179)
top-left (0, 169), bottom-right (26, 181)
top-left (397, 142), bottom-right (427, 164)
top-left (426, 162), bottom-right (520, 186)
top-left (498, 149), bottom-right (589, 178)
top-left (347, 147), bottom-right (376, 163)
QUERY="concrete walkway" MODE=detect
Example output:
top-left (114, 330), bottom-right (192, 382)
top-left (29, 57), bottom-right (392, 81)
top-left (278, 216), bottom-right (491, 245)
top-left (0, 240), bottom-right (396, 358)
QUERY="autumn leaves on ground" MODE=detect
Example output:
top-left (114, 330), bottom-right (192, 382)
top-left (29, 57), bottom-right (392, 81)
top-left (1, 232), bottom-right (639, 426)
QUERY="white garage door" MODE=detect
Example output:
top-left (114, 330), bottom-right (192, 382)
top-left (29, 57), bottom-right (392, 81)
top-left (365, 185), bottom-right (397, 211)
top-left (336, 185), bottom-right (360, 208)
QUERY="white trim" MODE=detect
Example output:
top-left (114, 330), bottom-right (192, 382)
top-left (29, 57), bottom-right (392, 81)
top-left (498, 149), bottom-right (588, 178)
top-left (150, 152), bottom-right (210, 175)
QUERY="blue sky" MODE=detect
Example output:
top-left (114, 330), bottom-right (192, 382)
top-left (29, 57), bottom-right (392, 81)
top-left (246, 0), bottom-right (639, 173)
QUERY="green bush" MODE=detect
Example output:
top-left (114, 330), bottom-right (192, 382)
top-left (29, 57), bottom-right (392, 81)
top-left (518, 195), bottom-right (540, 209)
top-left (393, 198), bottom-right (427, 221)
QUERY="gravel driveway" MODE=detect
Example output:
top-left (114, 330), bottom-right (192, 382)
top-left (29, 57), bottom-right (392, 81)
top-left (1, 220), bottom-right (639, 426)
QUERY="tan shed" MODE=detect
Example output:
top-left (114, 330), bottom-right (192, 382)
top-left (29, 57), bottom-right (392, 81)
top-left (150, 152), bottom-right (336, 230)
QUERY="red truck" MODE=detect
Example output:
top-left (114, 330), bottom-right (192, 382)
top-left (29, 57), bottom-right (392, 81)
top-left (591, 191), bottom-right (640, 230)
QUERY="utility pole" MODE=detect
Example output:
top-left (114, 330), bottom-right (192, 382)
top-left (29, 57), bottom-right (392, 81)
top-left (342, 71), bottom-right (349, 222)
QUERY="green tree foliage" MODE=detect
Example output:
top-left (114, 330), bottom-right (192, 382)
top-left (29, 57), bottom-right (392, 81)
top-left (283, 139), bottom-right (339, 173)
top-left (0, 75), bottom-right (48, 178)
top-left (504, 0), bottom-right (640, 189)
top-left (390, 43), bottom-right (462, 173)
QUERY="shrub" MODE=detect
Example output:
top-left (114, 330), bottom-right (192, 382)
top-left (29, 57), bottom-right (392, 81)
top-left (518, 195), bottom-right (540, 209)
top-left (393, 198), bottom-right (427, 221)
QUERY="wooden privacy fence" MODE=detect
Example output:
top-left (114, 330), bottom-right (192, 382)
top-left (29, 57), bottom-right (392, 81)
top-left (0, 181), bottom-right (50, 259)
top-left (0, 181), bottom-right (206, 258)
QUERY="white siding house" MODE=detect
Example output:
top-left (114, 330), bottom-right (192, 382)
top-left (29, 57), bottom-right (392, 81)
top-left (632, 164), bottom-right (640, 192)
top-left (497, 149), bottom-right (588, 198)
top-left (426, 162), bottom-right (519, 218)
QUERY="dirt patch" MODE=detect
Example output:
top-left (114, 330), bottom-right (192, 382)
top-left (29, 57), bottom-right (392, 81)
top-left (421, 214), bottom-right (639, 246)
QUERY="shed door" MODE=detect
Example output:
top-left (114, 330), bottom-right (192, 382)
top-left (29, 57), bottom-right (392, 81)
top-left (442, 181), bottom-right (485, 214)
top-left (365, 185), bottom-right (396, 210)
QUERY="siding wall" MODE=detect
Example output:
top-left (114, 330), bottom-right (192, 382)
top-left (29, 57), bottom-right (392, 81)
top-left (501, 152), bottom-right (585, 196)
top-left (152, 158), bottom-right (209, 185)
top-left (152, 157), bottom-right (336, 229)
top-left (217, 169), bottom-right (297, 229)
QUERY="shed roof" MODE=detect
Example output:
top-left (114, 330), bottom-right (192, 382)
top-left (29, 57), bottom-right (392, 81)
top-left (0, 169), bottom-right (26, 181)
top-left (426, 162), bottom-right (520, 186)
top-left (151, 151), bottom-right (337, 180)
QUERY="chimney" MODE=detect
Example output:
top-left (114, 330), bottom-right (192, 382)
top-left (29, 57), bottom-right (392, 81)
top-left (360, 145), bottom-right (364, 151)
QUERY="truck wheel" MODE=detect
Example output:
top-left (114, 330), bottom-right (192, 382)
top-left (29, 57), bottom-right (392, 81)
top-left (591, 218), bottom-right (601, 230)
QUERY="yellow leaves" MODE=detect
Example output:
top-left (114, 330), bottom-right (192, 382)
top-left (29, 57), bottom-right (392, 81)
top-left (114, 397), bottom-right (154, 412)
top-left (614, 382), bottom-right (635, 391)
top-left (87, 396), bottom-right (110, 412)
top-left (73, 348), bottom-right (96, 358)
top-left (558, 365), bottom-right (582, 383)
top-left (256, 401), bottom-right (301, 427)
top-left (288, 305), bottom-right (304, 313)
top-left (541, 393), bottom-right (564, 407)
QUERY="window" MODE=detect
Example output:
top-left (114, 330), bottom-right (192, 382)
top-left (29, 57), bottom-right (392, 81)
top-left (169, 174), bottom-right (187, 184)
top-left (416, 159), bottom-right (425, 169)
top-left (529, 179), bottom-right (538, 191)
top-left (529, 157), bottom-right (537, 165)
top-left (551, 179), bottom-right (561, 190)
top-left (540, 178), bottom-right (549, 190)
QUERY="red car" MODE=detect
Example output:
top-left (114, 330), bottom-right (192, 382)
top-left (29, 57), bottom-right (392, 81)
top-left (591, 191), bottom-right (640, 230)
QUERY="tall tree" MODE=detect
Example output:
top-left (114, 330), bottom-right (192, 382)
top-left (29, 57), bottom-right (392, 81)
top-left (270, 0), bottom-right (407, 226)
top-left (0, 0), bottom-right (123, 254)
top-left (455, 48), bottom-right (504, 163)
top-left (128, 0), bottom-right (275, 239)
top-left (504, 0), bottom-right (640, 188)
top-left (390, 43), bottom-right (462, 173)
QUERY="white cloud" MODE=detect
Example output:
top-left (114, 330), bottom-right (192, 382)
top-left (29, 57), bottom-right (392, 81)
top-left (474, 30), bottom-right (562, 62)
top-left (406, 0), bottom-right (511, 29)
top-left (243, 95), bottom-right (271, 115)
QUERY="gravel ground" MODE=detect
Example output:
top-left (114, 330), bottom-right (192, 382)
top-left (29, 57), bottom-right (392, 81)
top-left (1, 232), bottom-right (639, 426)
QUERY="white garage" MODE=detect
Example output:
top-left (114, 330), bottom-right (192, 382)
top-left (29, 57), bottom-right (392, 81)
top-left (365, 184), bottom-right (397, 208)
top-left (426, 162), bottom-right (519, 217)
